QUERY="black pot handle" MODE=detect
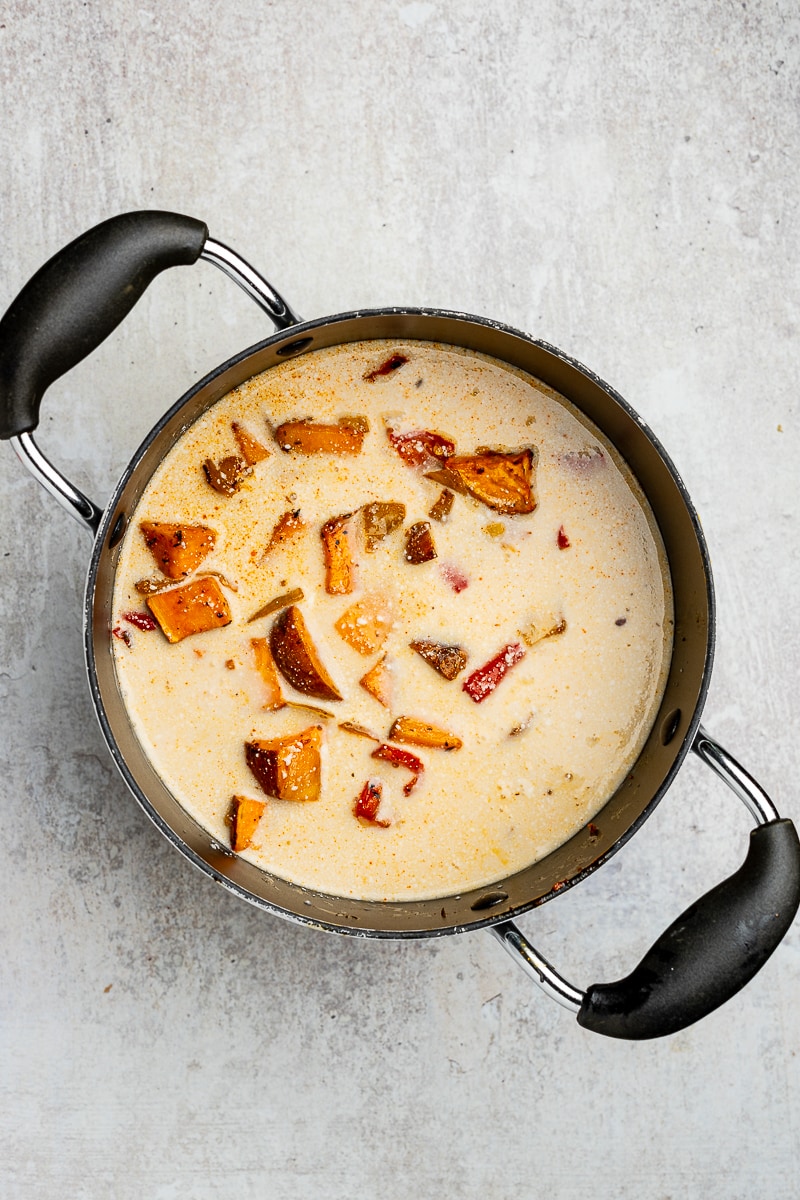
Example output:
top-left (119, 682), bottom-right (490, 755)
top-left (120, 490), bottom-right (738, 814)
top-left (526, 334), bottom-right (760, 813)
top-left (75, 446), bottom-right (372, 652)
top-left (492, 726), bottom-right (800, 1039)
top-left (0, 211), bottom-right (208, 440)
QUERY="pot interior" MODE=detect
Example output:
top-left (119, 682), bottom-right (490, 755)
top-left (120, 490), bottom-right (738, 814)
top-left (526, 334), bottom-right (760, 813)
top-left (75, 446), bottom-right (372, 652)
top-left (86, 310), bottom-right (713, 937)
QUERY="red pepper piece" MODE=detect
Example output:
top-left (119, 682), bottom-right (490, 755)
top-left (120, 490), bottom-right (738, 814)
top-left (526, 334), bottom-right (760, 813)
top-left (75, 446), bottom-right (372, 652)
top-left (354, 779), bottom-right (391, 826)
top-left (557, 525), bottom-right (570, 549)
top-left (386, 428), bottom-right (455, 467)
top-left (440, 563), bottom-right (469, 593)
top-left (364, 353), bottom-right (409, 382)
top-left (112, 626), bottom-right (132, 647)
top-left (371, 743), bottom-right (424, 796)
top-left (462, 642), bottom-right (526, 703)
top-left (122, 610), bottom-right (158, 632)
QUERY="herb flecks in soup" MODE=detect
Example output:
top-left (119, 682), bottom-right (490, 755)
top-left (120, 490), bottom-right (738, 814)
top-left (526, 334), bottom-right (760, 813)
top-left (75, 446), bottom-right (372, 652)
top-left (111, 340), bottom-right (673, 901)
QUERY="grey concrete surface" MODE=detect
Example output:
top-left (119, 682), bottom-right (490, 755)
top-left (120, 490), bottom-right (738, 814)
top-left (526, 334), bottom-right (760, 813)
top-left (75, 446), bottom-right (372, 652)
top-left (1, 2), bottom-right (799, 1196)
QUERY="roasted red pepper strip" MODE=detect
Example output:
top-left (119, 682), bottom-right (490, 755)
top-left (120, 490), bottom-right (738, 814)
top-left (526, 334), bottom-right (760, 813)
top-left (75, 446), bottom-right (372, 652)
top-left (557, 525), bottom-right (570, 549)
top-left (462, 643), bottom-right (526, 703)
top-left (386, 428), bottom-right (455, 467)
top-left (371, 743), bottom-right (424, 796)
top-left (364, 353), bottom-right (408, 381)
top-left (354, 779), bottom-right (390, 826)
top-left (122, 610), bottom-right (158, 631)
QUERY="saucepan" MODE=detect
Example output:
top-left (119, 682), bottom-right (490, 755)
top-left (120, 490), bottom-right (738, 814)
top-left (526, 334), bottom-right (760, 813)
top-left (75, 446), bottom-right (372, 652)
top-left (2, 211), bottom-right (798, 1040)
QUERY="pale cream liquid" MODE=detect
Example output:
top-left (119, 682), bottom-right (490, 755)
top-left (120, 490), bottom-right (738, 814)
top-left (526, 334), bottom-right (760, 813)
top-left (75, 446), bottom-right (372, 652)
top-left (112, 340), bottom-right (673, 901)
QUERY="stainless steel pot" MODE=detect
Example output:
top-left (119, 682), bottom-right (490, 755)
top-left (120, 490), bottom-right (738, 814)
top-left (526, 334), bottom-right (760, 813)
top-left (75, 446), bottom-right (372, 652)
top-left (2, 211), bottom-right (798, 1039)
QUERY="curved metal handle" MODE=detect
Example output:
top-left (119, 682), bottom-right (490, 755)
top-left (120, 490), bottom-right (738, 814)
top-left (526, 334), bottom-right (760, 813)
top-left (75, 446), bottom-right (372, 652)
top-left (0, 211), bottom-right (301, 534)
top-left (493, 727), bottom-right (800, 1039)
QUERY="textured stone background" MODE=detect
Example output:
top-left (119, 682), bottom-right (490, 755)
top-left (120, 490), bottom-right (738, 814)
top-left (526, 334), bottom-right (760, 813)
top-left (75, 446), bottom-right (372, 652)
top-left (1, 2), bottom-right (799, 1196)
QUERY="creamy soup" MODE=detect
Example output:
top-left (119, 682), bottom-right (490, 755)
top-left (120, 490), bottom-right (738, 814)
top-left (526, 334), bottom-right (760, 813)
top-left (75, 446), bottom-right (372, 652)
top-left (111, 340), bottom-right (672, 901)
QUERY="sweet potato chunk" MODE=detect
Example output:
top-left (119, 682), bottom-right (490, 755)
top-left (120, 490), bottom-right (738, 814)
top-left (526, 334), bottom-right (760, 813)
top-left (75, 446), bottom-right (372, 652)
top-left (428, 489), bottom-right (454, 522)
top-left (232, 422), bottom-right (270, 465)
top-left (359, 654), bottom-right (392, 707)
top-left (245, 726), bottom-right (322, 802)
top-left (262, 511), bottom-right (305, 558)
top-left (146, 577), bottom-right (232, 643)
top-left (269, 605), bottom-right (343, 702)
top-left (251, 637), bottom-right (285, 711)
top-left (139, 521), bottom-right (216, 580)
top-left (426, 449), bottom-right (536, 515)
top-left (362, 502), bottom-right (406, 551)
top-left (321, 513), bottom-right (355, 595)
top-left (227, 796), bottom-right (267, 851)
top-left (274, 419), bottom-right (366, 455)
top-left (404, 522), bottom-right (437, 564)
top-left (335, 595), bottom-right (394, 656)
top-left (388, 716), bottom-right (462, 751)
top-left (203, 455), bottom-right (252, 495)
top-left (519, 615), bottom-right (567, 648)
top-left (410, 639), bottom-right (467, 681)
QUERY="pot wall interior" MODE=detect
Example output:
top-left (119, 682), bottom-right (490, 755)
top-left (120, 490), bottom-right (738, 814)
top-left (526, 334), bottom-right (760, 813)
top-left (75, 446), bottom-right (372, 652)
top-left (87, 312), bottom-right (713, 936)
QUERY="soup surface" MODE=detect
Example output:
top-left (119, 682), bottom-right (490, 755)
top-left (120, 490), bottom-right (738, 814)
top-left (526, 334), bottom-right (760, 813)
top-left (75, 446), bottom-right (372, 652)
top-left (111, 340), bottom-right (673, 901)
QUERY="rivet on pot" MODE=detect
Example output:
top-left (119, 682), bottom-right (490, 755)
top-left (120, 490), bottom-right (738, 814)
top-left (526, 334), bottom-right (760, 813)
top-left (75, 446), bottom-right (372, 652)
top-left (276, 337), bottom-right (313, 358)
top-left (108, 511), bottom-right (127, 549)
top-left (470, 889), bottom-right (509, 911)
top-left (661, 708), bottom-right (682, 746)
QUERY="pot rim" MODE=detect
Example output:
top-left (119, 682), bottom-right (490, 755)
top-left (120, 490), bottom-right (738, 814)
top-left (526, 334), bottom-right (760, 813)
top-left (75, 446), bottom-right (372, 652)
top-left (83, 305), bottom-right (715, 938)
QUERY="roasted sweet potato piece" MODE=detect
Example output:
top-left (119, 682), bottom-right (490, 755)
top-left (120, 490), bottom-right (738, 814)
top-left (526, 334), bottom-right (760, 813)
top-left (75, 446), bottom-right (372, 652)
top-left (428, 488), bottom-right (454, 522)
top-left (146, 577), bottom-right (232, 643)
top-left (269, 605), bottom-right (343, 702)
top-left (410, 639), bottom-right (467, 681)
top-left (139, 521), bottom-right (216, 580)
top-left (519, 615), bottom-right (567, 648)
top-left (251, 637), bottom-right (286, 711)
top-left (426, 449), bottom-right (536, 515)
top-left (232, 422), bottom-right (270, 465)
top-left (245, 726), bottom-right (322, 802)
top-left (359, 654), bottom-right (392, 707)
top-left (388, 716), bottom-right (462, 751)
top-left (227, 796), bottom-right (267, 851)
top-left (339, 415), bottom-right (370, 435)
top-left (262, 510), bottom-right (305, 558)
top-left (362, 502), bottom-right (406, 551)
top-left (203, 454), bottom-right (252, 495)
top-left (274, 419), bottom-right (366, 455)
top-left (335, 595), bottom-right (394, 656)
top-left (404, 521), bottom-right (437, 564)
top-left (321, 513), bottom-right (355, 595)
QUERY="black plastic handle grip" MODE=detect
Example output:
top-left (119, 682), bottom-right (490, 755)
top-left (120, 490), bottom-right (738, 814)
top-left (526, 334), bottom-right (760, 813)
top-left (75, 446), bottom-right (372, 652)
top-left (0, 210), bottom-right (208, 439)
top-left (577, 818), bottom-right (800, 1039)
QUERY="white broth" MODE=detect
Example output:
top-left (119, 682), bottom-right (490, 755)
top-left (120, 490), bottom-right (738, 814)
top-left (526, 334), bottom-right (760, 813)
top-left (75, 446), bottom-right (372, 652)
top-left (111, 340), bottom-right (672, 901)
